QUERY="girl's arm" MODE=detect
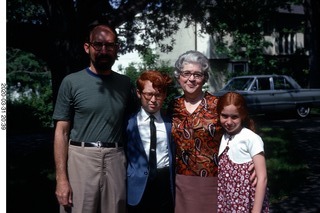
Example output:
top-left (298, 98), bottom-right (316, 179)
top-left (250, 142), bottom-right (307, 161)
top-left (251, 152), bottom-right (268, 213)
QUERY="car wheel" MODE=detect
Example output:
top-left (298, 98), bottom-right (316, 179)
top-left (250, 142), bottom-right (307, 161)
top-left (296, 105), bottom-right (310, 118)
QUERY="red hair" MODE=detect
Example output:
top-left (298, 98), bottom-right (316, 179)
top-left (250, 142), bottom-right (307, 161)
top-left (136, 70), bottom-right (172, 94)
top-left (217, 92), bottom-right (255, 132)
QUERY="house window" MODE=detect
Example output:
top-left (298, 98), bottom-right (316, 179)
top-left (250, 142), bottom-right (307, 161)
top-left (279, 32), bottom-right (296, 54)
top-left (232, 63), bottom-right (247, 73)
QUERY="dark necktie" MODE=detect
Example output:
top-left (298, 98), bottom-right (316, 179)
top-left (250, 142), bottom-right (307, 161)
top-left (149, 114), bottom-right (157, 179)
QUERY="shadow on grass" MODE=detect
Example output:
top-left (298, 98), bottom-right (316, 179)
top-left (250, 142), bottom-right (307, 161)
top-left (256, 118), bottom-right (309, 204)
top-left (7, 129), bottom-right (59, 213)
top-left (7, 112), bottom-right (319, 212)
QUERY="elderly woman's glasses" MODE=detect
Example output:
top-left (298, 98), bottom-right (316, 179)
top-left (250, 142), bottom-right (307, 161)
top-left (180, 71), bottom-right (204, 79)
top-left (89, 41), bottom-right (118, 51)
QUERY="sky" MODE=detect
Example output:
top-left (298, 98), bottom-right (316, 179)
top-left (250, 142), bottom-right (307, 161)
top-left (1, 1), bottom-right (6, 211)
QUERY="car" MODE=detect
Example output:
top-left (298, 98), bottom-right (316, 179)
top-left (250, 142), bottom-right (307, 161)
top-left (213, 74), bottom-right (320, 118)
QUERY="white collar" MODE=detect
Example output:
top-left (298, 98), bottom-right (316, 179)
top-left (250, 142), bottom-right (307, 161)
top-left (138, 107), bottom-right (161, 122)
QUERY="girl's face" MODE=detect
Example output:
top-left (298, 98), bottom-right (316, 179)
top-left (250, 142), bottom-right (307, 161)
top-left (219, 104), bottom-right (242, 135)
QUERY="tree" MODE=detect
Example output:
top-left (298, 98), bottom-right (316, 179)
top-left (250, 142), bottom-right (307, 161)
top-left (6, 47), bottom-right (53, 132)
top-left (304, 0), bottom-right (320, 88)
top-left (7, 0), bottom-right (320, 102)
top-left (180, 0), bottom-right (307, 73)
top-left (7, 0), bottom-right (183, 102)
top-left (123, 48), bottom-right (180, 110)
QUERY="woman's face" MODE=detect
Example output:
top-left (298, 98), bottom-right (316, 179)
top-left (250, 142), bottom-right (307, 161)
top-left (178, 62), bottom-right (205, 96)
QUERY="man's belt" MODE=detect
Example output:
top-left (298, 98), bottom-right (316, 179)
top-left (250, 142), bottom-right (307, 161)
top-left (69, 140), bottom-right (121, 148)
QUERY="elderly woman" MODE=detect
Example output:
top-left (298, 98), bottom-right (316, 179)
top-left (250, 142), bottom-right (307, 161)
top-left (168, 50), bottom-right (223, 213)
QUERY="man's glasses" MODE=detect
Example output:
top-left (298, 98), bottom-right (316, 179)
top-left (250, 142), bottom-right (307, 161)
top-left (141, 92), bottom-right (163, 100)
top-left (180, 71), bottom-right (204, 79)
top-left (89, 41), bottom-right (119, 51)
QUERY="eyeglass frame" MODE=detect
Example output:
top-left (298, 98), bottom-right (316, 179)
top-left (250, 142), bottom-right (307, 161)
top-left (88, 41), bottom-right (119, 51)
top-left (179, 71), bottom-right (204, 80)
top-left (140, 92), bottom-right (164, 100)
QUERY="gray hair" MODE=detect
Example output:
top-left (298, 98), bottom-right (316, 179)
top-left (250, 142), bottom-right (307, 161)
top-left (174, 50), bottom-right (210, 82)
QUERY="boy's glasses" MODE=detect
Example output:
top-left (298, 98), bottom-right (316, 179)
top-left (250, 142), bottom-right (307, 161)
top-left (141, 92), bottom-right (163, 100)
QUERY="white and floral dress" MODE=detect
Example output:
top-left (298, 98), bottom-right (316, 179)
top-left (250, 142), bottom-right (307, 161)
top-left (217, 128), bottom-right (269, 213)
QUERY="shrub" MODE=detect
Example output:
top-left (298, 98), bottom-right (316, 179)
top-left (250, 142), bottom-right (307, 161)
top-left (7, 48), bottom-right (53, 133)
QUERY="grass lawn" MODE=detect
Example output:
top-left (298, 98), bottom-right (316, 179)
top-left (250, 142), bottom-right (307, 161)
top-left (254, 109), bottom-right (320, 204)
top-left (7, 130), bottom-right (58, 213)
top-left (259, 124), bottom-right (309, 203)
top-left (7, 110), bottom-right (319, 211)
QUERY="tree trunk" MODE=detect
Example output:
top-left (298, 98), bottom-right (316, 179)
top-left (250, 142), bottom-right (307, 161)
top-left (304, 0), bottom-right (320, 88)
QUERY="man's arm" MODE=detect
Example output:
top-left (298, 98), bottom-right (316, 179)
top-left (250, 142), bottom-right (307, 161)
top-left (54, 120), bottom-right (72, 206)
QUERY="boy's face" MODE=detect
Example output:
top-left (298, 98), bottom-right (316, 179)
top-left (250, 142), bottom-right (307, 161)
top-left (137, 80), bottom-right (165, 114)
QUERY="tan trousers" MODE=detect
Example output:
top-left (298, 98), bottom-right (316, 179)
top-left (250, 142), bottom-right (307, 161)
top-left (60, 145), bottom-right (127, 213)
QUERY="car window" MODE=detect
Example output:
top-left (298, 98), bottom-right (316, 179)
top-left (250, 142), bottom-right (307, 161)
top-left (256, 78), bottom-right (271, 90)
top-left (274, 77), bottom-right (294, 90)
top-left (223, 78), bottom-right (254, 91)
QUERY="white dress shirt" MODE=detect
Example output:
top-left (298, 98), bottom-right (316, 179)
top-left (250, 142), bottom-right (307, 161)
top-left (137, 108), bottom-right (170, 168)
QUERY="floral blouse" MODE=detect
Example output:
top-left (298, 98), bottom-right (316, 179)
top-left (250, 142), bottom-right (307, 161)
top-left (171, 92), bottom-right (222, 177)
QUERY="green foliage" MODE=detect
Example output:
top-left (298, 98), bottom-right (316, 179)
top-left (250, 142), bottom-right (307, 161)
top-left (140, 48), bottom-right (160, 70)
top-left (7, 0), bottom-right (300, 58)
top-left (185, 0), bottom-right (304, 73)
top-left (8, 0), bottom-right (312, 92)
top-left (7, 48), bottom-right (53, 133)
top-left (7, 47), bottom-right (51, 91)
top-left (7, 91), bottom-right (53, 133)
top-left (7, 0), bottom-right (46, 24)
top-left (124, 63), bottom-right (140, 85)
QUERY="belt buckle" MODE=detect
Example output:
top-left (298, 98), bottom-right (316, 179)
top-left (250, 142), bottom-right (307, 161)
top-left (97, 141), bottom-right (101, 148)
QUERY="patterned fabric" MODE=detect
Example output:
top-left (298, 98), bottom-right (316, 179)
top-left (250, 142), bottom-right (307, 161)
top-left (217, 147), bottom-right (269, 213)
top-left (171, 92), bottom-right (222, 177)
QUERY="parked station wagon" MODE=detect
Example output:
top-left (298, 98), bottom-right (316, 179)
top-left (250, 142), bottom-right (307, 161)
top-left (213, 75), bottom-right (320, 118)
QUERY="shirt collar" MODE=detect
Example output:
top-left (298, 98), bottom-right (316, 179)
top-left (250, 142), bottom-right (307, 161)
top-left (223, 133), bottom-right (234, 141)
top-left (139, 107), bottom-right (161, 121)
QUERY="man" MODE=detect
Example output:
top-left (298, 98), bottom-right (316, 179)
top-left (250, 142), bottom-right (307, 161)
top-left (126, 70), bottom-right (175, 213)
top-left (53, 23), bottom-right (135, 213)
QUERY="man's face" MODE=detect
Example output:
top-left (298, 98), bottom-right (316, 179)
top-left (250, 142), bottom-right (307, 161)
top-left (137, 80), bottom-right (165, 114)
top-left (84, 25), bottom-right (119, 71)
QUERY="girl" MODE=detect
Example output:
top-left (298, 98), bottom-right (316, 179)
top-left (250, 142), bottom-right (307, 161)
top-left (217, 92), bottom-right (269, 213)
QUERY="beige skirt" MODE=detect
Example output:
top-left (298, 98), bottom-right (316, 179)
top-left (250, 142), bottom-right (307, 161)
top-left (175, 174), bottom-right (218, 213)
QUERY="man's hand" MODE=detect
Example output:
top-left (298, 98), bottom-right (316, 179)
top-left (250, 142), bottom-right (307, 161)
top-left (249, 163), bottom-right (257, 187)
top-left (56, 180), bottom-right (73, 207)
